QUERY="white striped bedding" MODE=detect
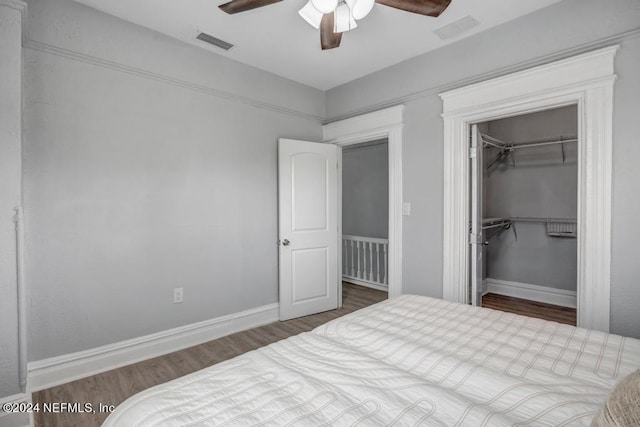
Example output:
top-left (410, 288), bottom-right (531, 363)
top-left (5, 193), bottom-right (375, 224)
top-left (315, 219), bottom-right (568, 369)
top-left (103, 295), bottom-right (640, 426)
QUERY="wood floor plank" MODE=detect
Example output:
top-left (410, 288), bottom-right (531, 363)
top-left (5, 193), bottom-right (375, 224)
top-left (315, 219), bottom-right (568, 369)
top-left (482, 293), bottom-right (577, 325)
top-left (31, 286), bottom-right (576, 426)
top-left (32, 283), bottom-right (387, 427)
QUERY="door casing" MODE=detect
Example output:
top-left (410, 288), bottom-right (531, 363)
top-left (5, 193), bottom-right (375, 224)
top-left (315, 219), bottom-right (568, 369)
top-left (440, 46), bottom-right (618, 332)
top-left (323, 106), bottom-right (404, 303)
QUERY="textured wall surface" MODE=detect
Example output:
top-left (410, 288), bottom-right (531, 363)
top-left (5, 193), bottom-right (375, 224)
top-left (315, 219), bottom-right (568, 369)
top-left (0, 1), bottom-right (24, 399)
top-left (483, 106), bottom-right (578, 291)
top-left (342, 140), bottom-right (389, 239)
top-left (326, 0), bottom-right (640, 337)
top-left (5, 0), bottom-right (639, 395)
top-left (23, 0), bottom-right (323, 361)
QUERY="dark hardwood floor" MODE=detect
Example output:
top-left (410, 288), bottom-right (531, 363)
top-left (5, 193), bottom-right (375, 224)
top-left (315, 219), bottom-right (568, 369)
top-left (32, 283), bottom-right (387, 427)
top-left (31, 286), bottom-right (576, 426)
top-left (482, 293), bottom-right (577, 325)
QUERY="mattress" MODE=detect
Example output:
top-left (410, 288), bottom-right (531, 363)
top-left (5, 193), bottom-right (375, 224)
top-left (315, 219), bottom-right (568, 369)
top-left (103, 295), bottom-right (640, 426)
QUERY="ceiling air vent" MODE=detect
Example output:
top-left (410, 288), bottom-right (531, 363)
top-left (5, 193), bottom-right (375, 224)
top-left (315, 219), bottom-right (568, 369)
top-left (433, 16), bottom-right (479, 41)
top-left (196, 32), bottom-right (234, 51)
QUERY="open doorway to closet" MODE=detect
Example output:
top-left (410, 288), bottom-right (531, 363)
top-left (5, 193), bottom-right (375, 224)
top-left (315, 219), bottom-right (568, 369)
top-left (441, 47), bottom-right (615, 332)
top-left (470, 106), bottom-right (577, 325)
top-left (341, 139), bottom-right (389, 294)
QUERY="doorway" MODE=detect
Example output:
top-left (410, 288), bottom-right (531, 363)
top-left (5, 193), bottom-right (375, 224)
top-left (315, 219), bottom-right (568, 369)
top-left (440, 46), bottom-right (617, 332)
top-left (324, 105), bottom-right (405, 302)
top-left (278, 104), bottom-right (404, 320)
top-left (341, 139), bottom-right (389, 293)
top-left (469, 106), bottom-right (578, 324)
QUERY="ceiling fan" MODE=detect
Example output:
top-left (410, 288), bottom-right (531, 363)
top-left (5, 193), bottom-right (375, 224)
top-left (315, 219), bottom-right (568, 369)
top-left (218, 0), bottom-right (451, 50)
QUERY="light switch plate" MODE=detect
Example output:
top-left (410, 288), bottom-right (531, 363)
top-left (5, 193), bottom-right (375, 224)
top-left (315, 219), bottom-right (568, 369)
top-left (402, 202), bottom-right (411, 216)
top-left (173, 287), bottom-right (184, 304)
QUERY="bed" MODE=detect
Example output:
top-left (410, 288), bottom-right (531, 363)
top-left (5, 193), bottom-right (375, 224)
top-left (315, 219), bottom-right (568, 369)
top-left (103, 295), bottom-right (640, 426)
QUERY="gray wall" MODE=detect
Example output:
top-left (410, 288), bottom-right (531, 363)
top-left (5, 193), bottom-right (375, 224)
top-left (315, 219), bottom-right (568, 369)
top-left (325, 0), bottom-right (640, 337)
top-left (4, 0), bottom-right (639, 399)
top-left (22, 0), bottom-right (323, 363)
top-left (342, 140), bottom-right (389, 239)
top-left (483, 106), bottom-right (577, 291)
top-left (0, 1), bottom-right (24, 399)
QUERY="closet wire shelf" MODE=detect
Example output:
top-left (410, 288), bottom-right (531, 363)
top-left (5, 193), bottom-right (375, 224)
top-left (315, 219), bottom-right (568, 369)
top-left (479, 217), bottom-right (577, 242)
top-left (481, 133), bottom-right (578, 168)
top-left (511, 217), bottom-right (577, 238)
top-left (477, 132), bottom-right (578, 240)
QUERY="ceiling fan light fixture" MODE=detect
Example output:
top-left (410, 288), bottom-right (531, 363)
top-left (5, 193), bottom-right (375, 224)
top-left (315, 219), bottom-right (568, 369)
top-left (347, 0), bottom-right (374, 20)
top-left (219, 0), bottom-right (452, 51)
top-left (298, 1), bottom-right (323, 29)
top-left (311, 0), bottom-right (338, 14)
top-left (334, 2), bottom-right (357, 33)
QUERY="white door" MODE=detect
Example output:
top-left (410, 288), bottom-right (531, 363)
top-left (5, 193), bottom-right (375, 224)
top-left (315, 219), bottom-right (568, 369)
top-left (470, 125), bottom-right (484, 306)
top-left (278, 138), bottom-right (339, 321)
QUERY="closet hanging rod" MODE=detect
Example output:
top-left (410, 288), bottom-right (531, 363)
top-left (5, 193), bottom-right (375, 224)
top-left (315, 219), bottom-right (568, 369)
top-left (506, 139), bottom-right (577, 150)
top-left (482, 222), bottom-right (511, 230)
top-left (481, 133), bottom-right (577, 150)
top-left (481, 134), bottom-right (507, 146)
top-left (484, 140), bottom-right (506, 149)
top-left (510, 217), bottom-right (576, 223)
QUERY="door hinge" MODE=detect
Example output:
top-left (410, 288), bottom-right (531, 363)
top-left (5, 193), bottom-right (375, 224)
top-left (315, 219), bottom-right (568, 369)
top-left (469, 232), bottom-right (488, 245)
top-left (469, 147), bottom-right (477, 159)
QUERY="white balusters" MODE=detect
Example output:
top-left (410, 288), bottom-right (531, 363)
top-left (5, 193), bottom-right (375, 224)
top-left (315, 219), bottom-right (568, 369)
top-left (350, 240), bottom-right (355, 277)
top-left (383, 243), bottom-right (388, 285)
top-left (343, 239), bottom-right (348, 275)
top-left (342, 235), bottom-right (389, 290)
top-left (368, 242), bottom-right (373, 281)
top-left (356, 241), bottom-right (361, 278)
top-left (376, 242), bottom-right (381, 283)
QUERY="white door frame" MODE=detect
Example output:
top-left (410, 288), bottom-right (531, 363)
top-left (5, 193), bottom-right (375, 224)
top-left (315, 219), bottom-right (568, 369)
top-left (323, 105), bottom-right (404, 300)
top-left (440, 46), bottom-right (618, 332)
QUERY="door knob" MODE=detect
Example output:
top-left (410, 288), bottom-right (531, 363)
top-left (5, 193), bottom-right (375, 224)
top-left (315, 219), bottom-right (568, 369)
top-left (282, 239), bottom-right (290, 246)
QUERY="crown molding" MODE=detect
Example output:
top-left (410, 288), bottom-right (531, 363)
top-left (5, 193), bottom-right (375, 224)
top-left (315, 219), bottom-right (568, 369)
top-left (323, 105), bottom-right (404, 142)
top-left (23, 39), bottom-right (324, 123)
top-left (324, 27), bottom-right (640, 123)
top-left (439, 45), bottom-right (619, 115)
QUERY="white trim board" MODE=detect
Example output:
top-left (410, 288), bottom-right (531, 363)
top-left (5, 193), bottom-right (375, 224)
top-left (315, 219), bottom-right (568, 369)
top-left (324, 29), bottom-right (640, 123)
top-left (28, 303), bottom-right (279, 392)
top-left (440, 46), bottom-right (616, 332)
top-left (323, 105), bottom-right (404, 298)
top-left (484, 278), bottom-right (577, 309)
top-left (23, 40), bottom-right (322, 123)
top-left (343, 278), bottom-right (389, 293)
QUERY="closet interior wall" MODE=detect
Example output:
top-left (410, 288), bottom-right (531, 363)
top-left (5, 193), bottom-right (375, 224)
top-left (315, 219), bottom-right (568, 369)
top-left (342, 139), bottom-right (389, 239)
top-left (482, 105), bottom-right (578, 294)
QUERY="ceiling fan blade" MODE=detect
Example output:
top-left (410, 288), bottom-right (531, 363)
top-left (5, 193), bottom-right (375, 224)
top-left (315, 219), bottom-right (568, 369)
top-left (375, 0), bottom-right (451, 17)
top-left (219, 0), bottom-right (282, 14)
top-left (320, 13), bottom-right (342, 50)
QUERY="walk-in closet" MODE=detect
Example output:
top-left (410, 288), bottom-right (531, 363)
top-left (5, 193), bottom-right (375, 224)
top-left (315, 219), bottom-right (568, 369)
top-left (470, 105), bottom-right (578, 323)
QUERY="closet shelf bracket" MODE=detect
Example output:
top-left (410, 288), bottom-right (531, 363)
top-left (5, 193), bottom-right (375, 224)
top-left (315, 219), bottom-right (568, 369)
top-left (482, 133), bottom-right (577, 168)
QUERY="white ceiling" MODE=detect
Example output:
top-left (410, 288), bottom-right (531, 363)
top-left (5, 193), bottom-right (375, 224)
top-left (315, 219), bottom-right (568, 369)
top-left (73, 0), bottom-right (563, 90)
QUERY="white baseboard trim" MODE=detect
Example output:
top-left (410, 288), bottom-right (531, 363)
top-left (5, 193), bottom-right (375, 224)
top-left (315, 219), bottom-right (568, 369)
top-left (27, 302), bottom-right (279, 392)
top-left (0, 393), bottom-right (31, 427)
top-left (485, 278), bottom-right (577, 308)
top-left (343, 277), bottom-right (388, 292)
